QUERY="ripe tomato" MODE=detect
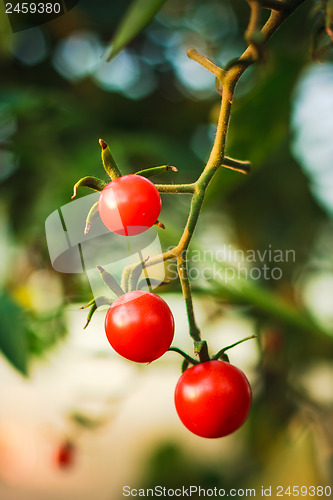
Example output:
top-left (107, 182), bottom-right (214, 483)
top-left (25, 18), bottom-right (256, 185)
top-left (105, 290), bottom-right (174, 363)
top-left (174, 360), bottom-right (251, 438)
top-left (98, 174), bottom-right (161, 236)
top-left (55, 441), bottom-right (75, 469)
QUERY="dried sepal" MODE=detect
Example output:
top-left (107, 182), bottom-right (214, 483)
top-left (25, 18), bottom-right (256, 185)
top-left (97, 266), bottom-right (125, 297)
top-left (154, 220), bottom-right (165, 229)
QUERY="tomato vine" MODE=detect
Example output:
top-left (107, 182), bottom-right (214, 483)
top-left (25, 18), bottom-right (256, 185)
top-left (70, 0), bottom-right (308, 438)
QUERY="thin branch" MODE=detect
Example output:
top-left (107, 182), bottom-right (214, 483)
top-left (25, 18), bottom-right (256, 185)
top-left (224, 0), bottom-right (307, 90)
top-left (155, 183), bottom-right (195, 194)
top-left (119, 0), bottom-right (308, 351)
top-left (212, 335), bottom-right (257, 360)
top-left (168, 347), bottom-right (199, 365)
top-left (259, 0), bottom-right (288, 11)
top-left (187, 49), bottom-right (225, 81)
top-left (245, 0), bottom-right (262, 40)
top-left (222, 157), bottom-right (251, 174)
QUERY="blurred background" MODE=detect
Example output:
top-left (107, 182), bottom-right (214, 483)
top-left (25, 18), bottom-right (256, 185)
top-left (0, 0), bottom-right (333, 498)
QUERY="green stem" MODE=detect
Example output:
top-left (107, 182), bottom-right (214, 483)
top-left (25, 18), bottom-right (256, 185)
top-left (224, 0), bottom-right (307, 91)
top-left (212, 335), bottom-right (257, 360)
top-left (194, 340), bottom-right (210, 363)
top-left (222, 157), bottom-right (251, 174)
top-left (155, 183), bottom-right (195, 194)
top-left (168, 347), bottom-right (199, 365)
top-left (146, 3), bottom-right (306, 274)
top-left (120, 0), bottom-right (308, 352)
top-left (177, 254), bottom-right (201, 342)
top-left (198, 88), bottom-right (234, 187)
top-left (245, 0), bottom-right (262, 41)
top-left (187, 49), bottom-right (225, 80)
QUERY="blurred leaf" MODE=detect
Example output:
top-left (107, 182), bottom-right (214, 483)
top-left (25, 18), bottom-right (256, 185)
top-left (106, 0), bottom-right (167, 60)
top-left (69, 411), bottom-right (107, 430)
top-left (0, 293), bottom-right (28, 376)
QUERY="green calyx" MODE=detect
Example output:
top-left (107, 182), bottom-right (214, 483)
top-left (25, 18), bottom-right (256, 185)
top-left (99, 139), bottom-right (122, 180)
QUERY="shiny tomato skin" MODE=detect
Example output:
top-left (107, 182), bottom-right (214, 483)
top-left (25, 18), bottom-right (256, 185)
top-left (174, 360), bottom-right (252, 438)
top-left (98, 174), bottom-right (161, 236)
top-left (105, 290), bottom-right (174, 363)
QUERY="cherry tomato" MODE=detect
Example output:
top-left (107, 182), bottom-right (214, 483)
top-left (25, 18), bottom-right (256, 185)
top-left (98, 174), bottom-right (161, 236)
top-left (174, 360), bottom-right (251, 438)
top-left (55, 441), bottom-right (75, 469)
top-left (105, 290), bottom-right (174, 363)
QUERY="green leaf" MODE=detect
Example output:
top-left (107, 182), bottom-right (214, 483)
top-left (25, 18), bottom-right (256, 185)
top-left (106, 0), bottom-right (167, 61)
top-left (0, 294), bottom-right (28, 376)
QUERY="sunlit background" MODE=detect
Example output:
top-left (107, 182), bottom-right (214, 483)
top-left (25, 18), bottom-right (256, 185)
top-left (0, 0), bottom-right (333, 498)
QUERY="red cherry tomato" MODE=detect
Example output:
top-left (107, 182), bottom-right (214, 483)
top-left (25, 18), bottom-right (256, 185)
top-left (55, 441), bottom-right (75, 469)
top-left (98, 174), bottom-right (161, 236)
top-left (174, 360), bottom-right (252, 438)
top-left (105, 290), bottom-right (174, 363)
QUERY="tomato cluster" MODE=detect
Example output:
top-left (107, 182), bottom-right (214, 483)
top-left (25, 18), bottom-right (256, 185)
top-left (79, 165), bottom-right (252, 439)
top-left (103, 289), bottom-right (251, 438)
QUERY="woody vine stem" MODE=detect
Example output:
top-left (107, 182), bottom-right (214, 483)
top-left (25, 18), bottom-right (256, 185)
top-left (77, 0), bottom-right (310, 359)
top-left (141, 0), bottom-right (307, 359)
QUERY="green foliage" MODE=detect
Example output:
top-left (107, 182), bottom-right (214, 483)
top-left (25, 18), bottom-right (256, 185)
top-left (0, 293), bottom-right (28, 375)
top-left (106, 0), bottom-right (167, 60)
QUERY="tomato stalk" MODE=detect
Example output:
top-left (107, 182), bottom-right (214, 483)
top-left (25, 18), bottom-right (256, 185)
top-left (79, 0), bottom-right (312, 364)
top-left (138, 0), bottom-right (308, 360)
top-left (211, 335), bottom-right (258, 361)
top-left (168, 347), bottom-right (199, 366)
